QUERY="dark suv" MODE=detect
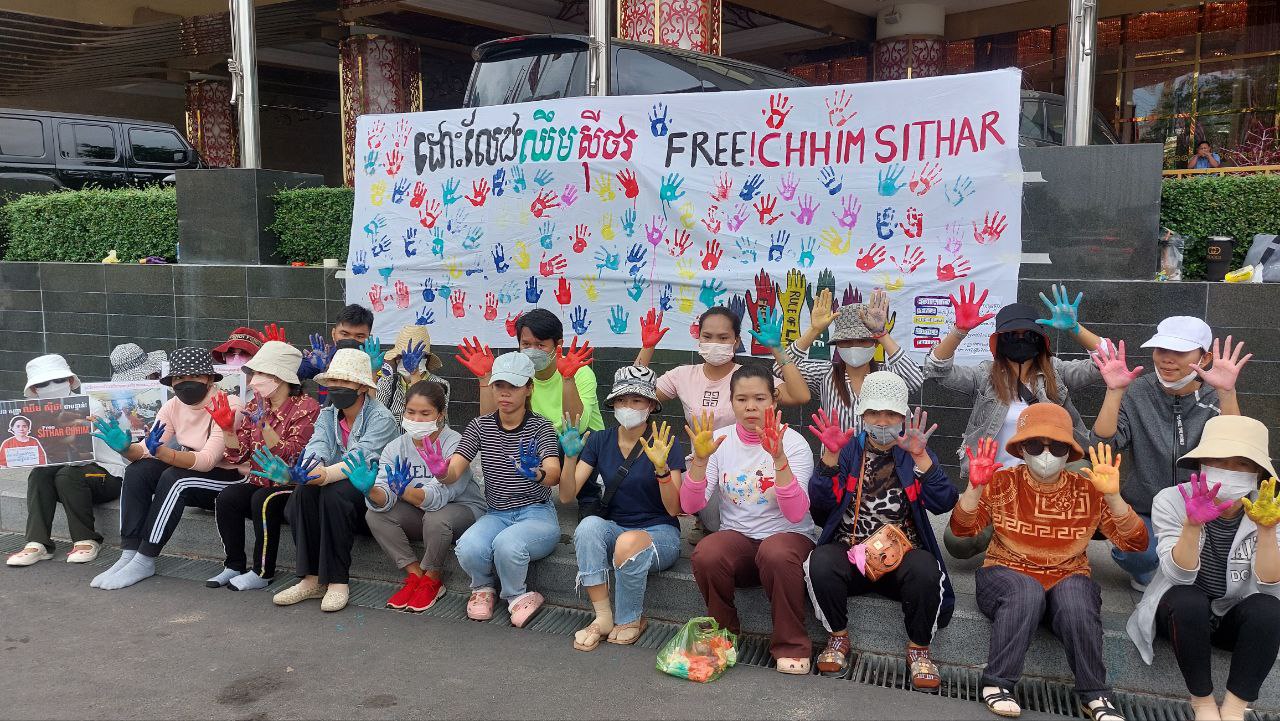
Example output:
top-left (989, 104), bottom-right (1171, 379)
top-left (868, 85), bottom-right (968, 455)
top-left (0, 109), bottom-right (202, 199)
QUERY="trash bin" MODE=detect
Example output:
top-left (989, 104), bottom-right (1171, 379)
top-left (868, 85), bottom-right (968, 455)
top-left (1206, 236), bottom-right (1233, 281)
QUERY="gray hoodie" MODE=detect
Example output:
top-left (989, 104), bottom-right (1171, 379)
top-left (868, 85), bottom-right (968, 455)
top-left (366, 427), bottom-right (486, 519)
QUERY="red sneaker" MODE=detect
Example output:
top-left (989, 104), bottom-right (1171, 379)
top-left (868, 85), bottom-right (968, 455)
top-left (406, 575), bottom-right (444, 613)
top-left (386, 574), bottom-right (421, 610)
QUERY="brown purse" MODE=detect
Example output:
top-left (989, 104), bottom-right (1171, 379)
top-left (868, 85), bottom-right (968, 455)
top-left (850, 449), bottom-right (913, 582)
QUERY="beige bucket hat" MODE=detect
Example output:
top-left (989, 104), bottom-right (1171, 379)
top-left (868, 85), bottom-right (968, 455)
top-left (1178, 415), bottom-right (1276, 478)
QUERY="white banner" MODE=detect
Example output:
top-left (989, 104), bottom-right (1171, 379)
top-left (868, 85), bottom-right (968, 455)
top-left (346, 69), bottom-right (1023, 362)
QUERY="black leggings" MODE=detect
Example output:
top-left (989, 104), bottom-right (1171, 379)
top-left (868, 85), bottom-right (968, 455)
top-left (806, 542), bottom-right (944, 646)
top-left (214, 482), bottom-right (293, 578)
top-left (1155, 584), bottom-right (1280, 701)
top-left (284, 481), bottom-right (367, 585)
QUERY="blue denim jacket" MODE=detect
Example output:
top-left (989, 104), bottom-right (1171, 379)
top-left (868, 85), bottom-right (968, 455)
top-left (303, 396), bottom-right (400, 466)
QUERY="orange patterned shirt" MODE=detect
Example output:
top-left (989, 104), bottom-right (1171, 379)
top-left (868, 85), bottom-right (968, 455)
top-left (949, 465), bottom-right (1148, 589)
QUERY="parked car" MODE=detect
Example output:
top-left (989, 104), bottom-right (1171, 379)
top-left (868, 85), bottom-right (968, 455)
top-left (0, 109), bottom-right (202, 200)
top-left (1018, 90), bottom-right (1117, 146)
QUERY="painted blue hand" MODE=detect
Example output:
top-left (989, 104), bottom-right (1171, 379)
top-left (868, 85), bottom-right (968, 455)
top-left (559, 423), bottom-right (587, 458)
top-left (492, 167), bottom-right (506, 197)
top-left (370, 235), bottom-right (392, 258)
top-left (739, 174), bottom-right (764, 201)
top-left (463, 226), bottom-right (484, 250)
top-left (699, 279), bottom-right (727, 309)
top-left (768, 230), bottom-right (792, 262)
top-left (594, 246), bottom-right (620, 272)
top-left (875, 208), bottom-right (896, 241)
top-left (247, 397), bottom-right (268, 427)
top-left (659, 173), bottom-right (685, 204)
top-left (735, 236), bottom-right (758, 265)
top-left (727, 294), bottom-right (747, 331)
top-left (387, 457), bottom-right (415, 496)
top-left (415, 307), bottom-right (436, 326)
top-left (621, 208), bottom-right (637, 238)
top-left (91, 417), bottom-right (132, 454)
top-left (343, 450), bottom-right (378, 495)
top-left (749, 308), bottom-right (784, 349)
top-left (446, 207), bottom-right (470, 235)
top-left (391, 178), bottom-right (411, 204)
top-left (290, 453), bottom-right (323, 485)
top-left (378, 266), bottom-right (394, 284)
top-left (421, 278), bottom-right (437, 303)
top-left (350, 251), bottom-right (369, 275)
top-left (363, 214), bottom-right (387, 238)
top-left (513, 440), bottom-right (542, 481)
top-left (511, 166), bottom-right (527, 194)
top-left (570, 305), bottom-right (590, 335)
top-left (798, 237), bottom-right (816, 268)
top-left (627, 276), bottom-right (648, 302)
top-left (538, 221), bottom-right (555, 250)
top-left (492, 244), bottom-right (509, 273)
top-left (649, 102), bottom-right (670, 137)
top-left (877, 164), bottom-right (906, 197)
top-left (431, 229), bottom-right (445, 259)
top-left (249, 448), bottom-right (291, 485)
top-left (363, 336), bottom-right (386, 374)
top-left (144, 422), bottom-right (167, 456)
top-left (945, 175), bottom-right (975, 206)
top-left (819, 166), bottom-right (844, 196)
top-left (364, 149), bottom-right (378, 175)
top-left (306, 333), bottom-right (331, 373)
top-left (497, 281), bottom-right (518, 306)
top-left (659, 283), bottom-right (674, 313)
top-left (437, 282), bottom-right (451, 303)
top-left (403, 228), bottom-right (418, 258)
top-left (1036, 283), bottom-right (1084, 333)
top-left (442, 178), bottom-right (461, 206)
top-left (607, 305), bottom-right (629, 334)
top-left (525, 276), bottom-right (542, 304)
top-left (534, 169), bottom-right (554, 187)
top-left (401, 339), bottom-right (426, 375)
top-left (626, 243), bottom-right (648, 276)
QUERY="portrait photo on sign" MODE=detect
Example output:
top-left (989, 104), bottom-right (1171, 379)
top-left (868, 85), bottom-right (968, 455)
top-left (0, 396), bottom-right (93, 468)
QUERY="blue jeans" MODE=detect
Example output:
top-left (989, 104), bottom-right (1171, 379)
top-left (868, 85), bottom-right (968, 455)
top-left (572, 516), bottom-right (682, 625)
top-left (1111, 513), bottom-right (1157, 585)
top-left (455, 501), bottom-right (560, 602)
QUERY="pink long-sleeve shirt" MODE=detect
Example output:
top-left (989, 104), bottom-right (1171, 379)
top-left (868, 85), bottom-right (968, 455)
top-left (148, 389), bottom-right (242, 473)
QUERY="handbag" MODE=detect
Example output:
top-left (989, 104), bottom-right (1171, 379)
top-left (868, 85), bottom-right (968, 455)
top-left (577, 434), bottom-right (646, 522)
top-left (849, 447), bottom-right (913, 582)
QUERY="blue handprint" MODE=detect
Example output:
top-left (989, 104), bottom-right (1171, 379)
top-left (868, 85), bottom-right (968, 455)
top-left (626, 243), bottom-right (648, 276)
top-left (511, 166), bottom-right (527, 193)
top-left (534, 169), bottom-right (554, 187)
top-left (442, 178), bottom-right (461, 206)
top-left (798, 237), bottom-right (816, 268)
top-left (350, 251), bottom-right (369, 275)
top-left (739, 174), bottom-right (764, 201)
top-left (650, 103), bottom-right (670, 137)
top-left (819, 166), bottom-right (844, 196)
top-left (538, 221), bottom-right (555, 250)
top-left (492, 167), bottom-right (506, 196)
top-left (416, 307), bottom-right (436, 325)
top-left (594, 246), bottom-right (620, 272)
top-left (492, 244), bottom-right (509, 273)
top-left (699, 279), bottom-right (726, 309)
top-left (421, 278), bottom-right (436, 303)
top-left (877, 164), bottom-right (906, 197)
top-left (945, 175), bottom-right (975, 206)
top-left (364, 149), bottom-right (378, 175)
top-left (431, 228), bottom-right (445, 259)
top-left (437, 282), bottom-right (451, 302)
top-left (627, 276), bottom-right (648, 302)
top-left (370, 235), bottom-right (392, 258)
top-left (875, 208), bottom-right (896, 240)
top-left (392, 179), bottom-right (410, 205)
top-left (386, 457), bottom-right (415, 496)
top-left (289, 453), bottom-right (322, 485)
top-left (607, 305), bottom-right (629, 334)
top-left (570, 305), bottom-right (590, 335)
top-left (727, 295), bottom-right (747, 336)
top-left (463, 226), bottom-right (484, 250)
top-left (514, 440), bottom-right (542, 480)
top-left (525, 276), bottom-right (542, 304)
top-left (768, 230), bottom-right (792, 262)
top-left (363, 214), bottom-right (387, 238)
top-left (735, 236), bottom-right (758, 265)
top-left (659, 283), bottom-right (674, 312)
top-left (621, 208), bottom-right (637, 237)
top-left (403, 228), bottom-right (418, 258)
top-left (378, 266), bottom-right (394, 284)
top-left (659, 173), bottom-right (685, 204)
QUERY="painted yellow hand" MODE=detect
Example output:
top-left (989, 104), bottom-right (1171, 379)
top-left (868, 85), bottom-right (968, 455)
top-left (678, 288), bottom-right (695, 314)
top-left (678, 201), bottom-right (697, 230)
top-left (1242, 477), bottom-right (1280, 528)
top-left (820, 226), bottom-right (851, 255)
top-left (684, 411), bottom-right (724, 461)
top-left (580, 275), bottom-right (600, 302)
top-left (445, 260), bottom-right (464, 280)
top-left (640, 421), bottom-right (675, 471)
top-left (1079, 442), bottom-right (1122, 496)
top-left (370, 180), bottom-right (387, 206)
top-left (514, 241), bottom-right (531, 270)
top-left (595, 173), bottom-right (615, 202)
top-left (676, 259), bottom-right (697, 281)
top-left (601, 213), bottom-right (615, 241)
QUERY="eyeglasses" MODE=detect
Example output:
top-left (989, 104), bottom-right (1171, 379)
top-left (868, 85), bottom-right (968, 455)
top-left (1023, 439), bottom-right (1071, 457)
top-left (30, 378), bottom-right (69, 389)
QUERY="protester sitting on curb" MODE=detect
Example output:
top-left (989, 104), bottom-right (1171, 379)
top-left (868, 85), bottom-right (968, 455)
top-left (375, 325), bottom-right (450, 425)
top-left (419, 350), bottom-right (562, 628)
top-left (680, 365), bottom-right (817, 675)
top-left (806, 372), bottom-right (956, 690)
top-left (7, 355), bottom-right (122, 567)
top-left (1090, 317), bottom-right (1249, 590)
top-left (270, 348), bottom-right (398, 612)
top-left (930, 283), bottom-right (1104, 560)
top-left (109, 343), bottom-right (167, 382)
top-left (87, 348), bottom-right (244, 590)
top-left (561, 366), bottom-right (686, 651)
top-left (951, 404), bottom-right (1146, 721)
top-left (364, 381), bottom-right (485, 613)
top-left (207, 341), bottom-right (320, 591)
top-left (1127, 416), bottom-right (1280, 721)
top-left (298, 304), bottom-right (374, 381)
top-left (211, 326), bottom-right (264, 368)
top-left (780, 289), bottom-right (925, 434)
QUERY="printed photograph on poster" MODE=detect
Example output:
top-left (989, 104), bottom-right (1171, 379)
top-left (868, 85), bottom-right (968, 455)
top-left (0, 395), bottom-right (94, 468)
top-left (82, 381), bottom-right (170, 440)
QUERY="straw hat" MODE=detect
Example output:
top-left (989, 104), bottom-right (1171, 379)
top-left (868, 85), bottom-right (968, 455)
top-left (383, 325), bottom-right (442, 372)
top-left (243, 341), bottom-right (302, 386)
top-left (24, 354), bottom-right (79, 398)
top-left (315, 348), bottom-right (376, 389)
top-left (1004, 403), bottom-right (1084, 462)
top-left (1178, 415), bottom-right (1276, 478)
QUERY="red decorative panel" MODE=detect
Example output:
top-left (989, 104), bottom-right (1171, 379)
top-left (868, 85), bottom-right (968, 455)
top-left (874, 37), bottom-right (945, 80)
top-left (830, 56), bottom-right (869, 84)
top-left (185, 80), bottom-right (238, 168)
top-left (618, 0), bottom-right (721, 54)
top-left (339, 35), bottom-right (422, 186)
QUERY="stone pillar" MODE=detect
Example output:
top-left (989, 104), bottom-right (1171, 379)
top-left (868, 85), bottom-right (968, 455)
top-left (872, 3), bottom-right (945, 80)
top-left (339, 34), bottom-right (422, 186)
top-left (617, 0), bottom-right (722, 54)
top-left (185, 80), bottom-right (239, 168)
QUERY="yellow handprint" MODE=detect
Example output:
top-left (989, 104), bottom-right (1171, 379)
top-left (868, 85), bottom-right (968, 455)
top-left (676, 258), bottom-right (697, 281)
top-left (678, 201), bottom-right (697, 230)
top-left (514, 241), bottom-right (531, 270)
top-left (580, 274), bottom-right (600, 302)
top-left (445, 260), bottom-right (464, 280)
top-left (601, 213), bottom-right (615, 241)
top-left (678, 288), bottom-right (695, 314)
top-left (877, 272), bottom-right (905, 292)
top-left (370, 180), bottom-right (388, 206)
top-left (595, 172), bottom-right (615, 202)
top-left (1243, 478), bottom-right (1280, 528)
top-left (820, 226), bottom-right (851, 256)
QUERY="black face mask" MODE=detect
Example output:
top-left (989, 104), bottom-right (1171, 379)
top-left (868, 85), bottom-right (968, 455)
top-left (327, 387), bottom-right (360, 410)
top-left (997, 333), bottom-right (1042, 363)
top-left (335, 339), bottom-right (363, 351)
top-left (173, 380), bottom-right (209, 406)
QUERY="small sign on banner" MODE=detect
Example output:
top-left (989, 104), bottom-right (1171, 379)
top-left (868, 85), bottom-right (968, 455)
top-left (0, 395), bottom-right (94, 468)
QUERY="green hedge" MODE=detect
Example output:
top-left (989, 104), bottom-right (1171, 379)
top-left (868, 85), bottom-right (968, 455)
top-left (2, 186), bottom-right (177, 262)
top-left (269, 186), bottom-right (354, 264)
top-left (1160, 174), bottom-right (1280, 280)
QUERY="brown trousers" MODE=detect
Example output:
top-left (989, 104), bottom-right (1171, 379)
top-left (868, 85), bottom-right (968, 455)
top-left (691, 529), bottom-right (816, 660)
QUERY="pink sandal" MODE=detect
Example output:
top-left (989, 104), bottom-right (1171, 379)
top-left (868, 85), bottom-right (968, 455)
top-left (466, 588), bottom-right (497, 621)
top-left (508, 591), bottom-right (544, 628)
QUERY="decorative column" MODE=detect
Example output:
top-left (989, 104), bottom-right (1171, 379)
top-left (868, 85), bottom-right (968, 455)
top-left (185, 80), bottom-right (239, 168)
top-left (872, 4), bottom-right (945, 80)
top-left (617, 0), bottom-right (722, 54)
top-left (339, 34), bottom-right (422, 186)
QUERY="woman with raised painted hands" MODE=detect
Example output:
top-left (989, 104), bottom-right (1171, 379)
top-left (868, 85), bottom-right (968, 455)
top-left (805, 371), bottom-right (957, 690)
top-left (1126, 416), bottom-right (1280, 721)
top-left (780, 288), bottom-right (925, 433)
top-left (951, 404), bottom-right (1146, 721)
top-left (930, 283), bottom-right (1106, 559)
top-left (1090, 318), bottom-right (1249, 590)
top-left (272, 348), bottom-right (399, 613)
top-left (560, 366), bottom-right (686, 651)
top-left (679, 365), bottom-right (817, 674)
top-left (362, 381), bottom-right (485, 614)
top-left (418, 351), bottom-right (562, 628)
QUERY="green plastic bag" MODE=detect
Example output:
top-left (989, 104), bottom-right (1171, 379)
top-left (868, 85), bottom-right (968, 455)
top-left (656, 617), bottom-right (738, 682)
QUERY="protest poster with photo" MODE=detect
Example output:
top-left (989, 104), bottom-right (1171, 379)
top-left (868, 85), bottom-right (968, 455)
top-left (156, 363), bottom-right (249, 404)
top-left (0, 396), bottom-right (93, 468)
top-left (82, 381), bottom-right (170, 440)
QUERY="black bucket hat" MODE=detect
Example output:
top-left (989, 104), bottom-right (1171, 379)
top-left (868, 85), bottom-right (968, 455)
top-left (161, 347), bottom-right (223, 387)
top-left (988, 303), bottom-right (1050, 355)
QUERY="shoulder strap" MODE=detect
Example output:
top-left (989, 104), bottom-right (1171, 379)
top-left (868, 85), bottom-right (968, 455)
top-left (850, 443), bottom-right (869, 530)
top-left (600, 433), bottom-right (648, 512)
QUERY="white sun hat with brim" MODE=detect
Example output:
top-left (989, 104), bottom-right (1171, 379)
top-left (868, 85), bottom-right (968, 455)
top-left (1177, 415), bottom-right (1276, 479)
top-left (315, 348), bottom-right (376, 390)
top-left (24, 354), bottom-right (79, 398)
top-left (243, 341), bottom-right (303, 386)
top-left (852, 370), bottom-right (909, 417)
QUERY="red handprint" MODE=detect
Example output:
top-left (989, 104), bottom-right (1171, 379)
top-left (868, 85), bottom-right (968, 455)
top-left (702, 206), bottom-right (722, 234)
top-left (539, 252), bottom-right (567, 277)
top-left (898, 207), bottom-right (924, 239)
top-left (762, 93), bottom-right (792, 130)
top-left (409, 181), bottom-right (428, 208)
top-left (937, 254), bottom-right (972, 281)
top-left (701, 239), bottom-right (723, 271)
top-left (965, 437), bottom-right (1004, 488)
top-left (384, 148), bottom-right (404, 176)
top-left (909, 162), bottom-right (941, 196)
top-left (712, 172), bottom-right (733, 202)
top-left (973, 211), bottom-right (1008, 245)
top-left (754, 194), bottom-right (782, 225)
top-left (617, 168), bottom-right (639, 200)
top-left (394, 280), bottom-right (411, 309)
top-left (466, 178), bottom-right (490, 207)
top-left (505, 312), bottom-right (521, 338)
top-left (555, 277), bottom-right (572, 305)
top-left (855, 244), bottom-right (887, 272)
top-left (571, 224), bottom-right (590, 254)
top-left (368, 284), bottom-right (385, 312)
top-left (417, 200), bottom-right (441, 229)
top-left (891, 245), bottom-right (927, 274)
top-left (948, 282), bottom-right (995, 331)
top-left (531, 188), bottom-right (560, 218)
top-left (667, 229), bottom-right (692, 257)
top-left (450, 289), bottom-right (467, 318)
top-left (825, 89), bottom-right (855, 128)
top-left (483, 292), bottom-right (498, 321)
top-left (367, 119), bottom-right (385, 149)
top-left (392, 118), bottom-right (411, 148)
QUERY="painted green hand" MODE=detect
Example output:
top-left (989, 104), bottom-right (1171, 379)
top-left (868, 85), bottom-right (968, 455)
top-left (343, 450), bottom-right (378, 495)
top-left (748, 308), bottom-right (783, 349)
top-left (249, 448), bottom-right (291, 485)
top-left (1036, 283), bottom-right (1083, 333)
top-left (91, 417), bottom-right (132, 454)
top-left (363, 337), bottom-right (386, 376)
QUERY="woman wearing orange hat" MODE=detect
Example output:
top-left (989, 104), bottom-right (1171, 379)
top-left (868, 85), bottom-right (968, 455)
top-left (951, 403), bottom-right (1147, 721)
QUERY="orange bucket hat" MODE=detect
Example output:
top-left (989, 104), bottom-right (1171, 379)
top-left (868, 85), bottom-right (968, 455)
top-left (1004, 403), bottom-right (1084, 462)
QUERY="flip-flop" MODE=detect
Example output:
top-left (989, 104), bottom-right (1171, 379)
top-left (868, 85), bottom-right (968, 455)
top-left (607, 619), bottom-right (647, 645)
top-left (574, 621), bottom-right (607, 651)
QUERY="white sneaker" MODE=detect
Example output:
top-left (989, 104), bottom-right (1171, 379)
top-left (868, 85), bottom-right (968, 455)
top-left (7, 543), bottom-right (53, 567)
top-left (66, 541), bottom-right (101, 564)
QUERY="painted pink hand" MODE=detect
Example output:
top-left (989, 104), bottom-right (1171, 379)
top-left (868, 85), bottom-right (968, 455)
top-left (417, 436), bottom-right (450, 478)
top-left (1179, 472), bottom-right (1234, 525)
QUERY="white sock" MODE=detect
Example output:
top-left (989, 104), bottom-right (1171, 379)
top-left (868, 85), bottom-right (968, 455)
top-left (229, 571), bottom-right (271, 591)
top-left (99, 554), bottom-right (155, 590)
top-left (91, 550), bottom-right (136, 588)
top-left (1219, 692), bottom-right (1248, 721)
top-left (206, 567), bottom-right (238, 588)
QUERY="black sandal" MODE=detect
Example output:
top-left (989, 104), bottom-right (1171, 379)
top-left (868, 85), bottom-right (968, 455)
top-left (1081, 697), bottom-right (1124, 721)
top-left (982, 687), bottom-right (1021, 718)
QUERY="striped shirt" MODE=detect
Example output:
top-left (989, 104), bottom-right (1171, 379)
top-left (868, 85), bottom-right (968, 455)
top-left (783, 342), bottom-right (925, 433)
top-left (456, 411), bottom-right (560, 511)
top-left (1194, 512), bottom-right (1243, 600)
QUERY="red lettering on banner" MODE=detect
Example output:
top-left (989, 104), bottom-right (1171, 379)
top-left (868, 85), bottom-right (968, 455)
top-left (758, 132), bottom-right (780, 167)
top-left (874, 125), bottom-right (897, 163)
top-left (980, 110), bottom-right (1005, 149)
top-left (956, 118), bottom-right (978, 154)
top-left (785, 132), bottom-right (807, 167)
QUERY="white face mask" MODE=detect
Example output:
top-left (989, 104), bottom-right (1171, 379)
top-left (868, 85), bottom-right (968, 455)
top-left (35, 381), bottom-right (72, 399)
top-left (698, 342), bottom-right (736, 367)
top-left (1158, 371), bottom-right (1197, 391)
top-left (401, 418), bottom-right (439, 440)
top-left (837, 345), bottom-right (877, 367)
top-left (522, 348), bottom-right (555, 372)
top-left (1023, 449), bottom-right (1067, 480)
top-left (614, 407), bottom-right (650, 430)
top-left (1202, 465), bottom-right (1258, 501)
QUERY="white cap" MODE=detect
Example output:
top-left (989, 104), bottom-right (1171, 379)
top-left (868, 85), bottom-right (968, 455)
top-left (490, 351), bottom-right (535, 387)
top-left (853, 371), bottom-right (910, 417)
top-left (1142, 316), bottom-right (1212, 353)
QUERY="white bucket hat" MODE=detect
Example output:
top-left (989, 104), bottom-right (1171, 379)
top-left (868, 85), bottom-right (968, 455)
top-left (315, 347), bottom-right (376, 390)
top-left (1178, 415), bottom-right (1276, 478)
top-left (243, 341), bottom-right (303, 386)
top-left (853, 371), bottom-right (909, 417)
top-left (24, 354), bottom-right (79, 398)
